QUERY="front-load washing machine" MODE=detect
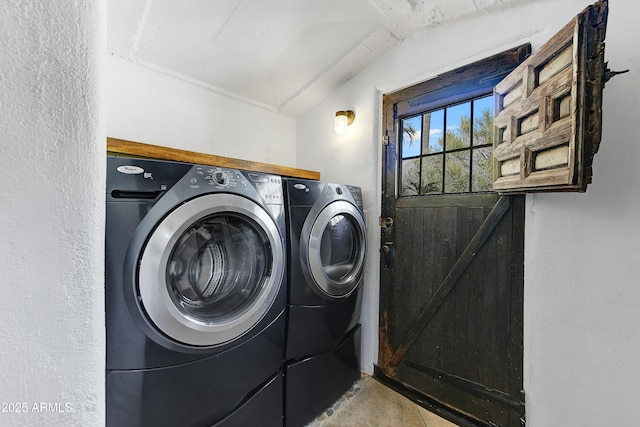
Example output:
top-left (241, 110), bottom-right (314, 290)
top-left (283, 178), bottom-right (366, 427)
top-left (106, 156), bottom-right (286, 427)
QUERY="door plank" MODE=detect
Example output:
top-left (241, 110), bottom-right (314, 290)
top-left (453, 206), bottom-right (471, 382)
top-left (387, 196), bottom-right (512, 368)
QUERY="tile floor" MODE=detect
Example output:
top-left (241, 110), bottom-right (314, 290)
top-left (306, 374), bottom-right (458, 427)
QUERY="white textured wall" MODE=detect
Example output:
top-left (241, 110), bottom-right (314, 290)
top-left (0, 2), bottom-right (105, 427)
top-left (297, 0), bottom-right (640, 425)
top-left (107, 56), bottom-right (297, 168)
top-left (524, 2), bottom-right (640, 423)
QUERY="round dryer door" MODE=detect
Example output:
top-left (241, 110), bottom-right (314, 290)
top-left (305, 200), bottom-right (366, 298)
top-left (137, 193), bottom-right (284, 347)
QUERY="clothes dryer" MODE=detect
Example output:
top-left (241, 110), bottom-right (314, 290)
top-left (283, 178), bottom-right (366, 427)
top-left (106, 156), bottom-right (286, 427)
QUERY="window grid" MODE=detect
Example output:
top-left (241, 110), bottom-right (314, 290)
top-left (400, 94), bottom-right (494, 196)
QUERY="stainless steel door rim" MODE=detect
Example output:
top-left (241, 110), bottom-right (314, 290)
top-left (304, 200), bottom-right (366, 297)
top-left (138, 193), bottom-right (284, 346)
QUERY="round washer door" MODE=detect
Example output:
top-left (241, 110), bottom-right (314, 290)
top-left (303, 200), bottom-right (366, 298)
top-left (138, 193), bottom-right (284, 347)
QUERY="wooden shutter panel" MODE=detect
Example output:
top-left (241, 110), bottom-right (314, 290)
top-left (492, 0), bottom-right (608, 193)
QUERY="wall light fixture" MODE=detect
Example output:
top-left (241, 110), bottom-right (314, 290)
top-left (335, 110), bottom-right (355, 134)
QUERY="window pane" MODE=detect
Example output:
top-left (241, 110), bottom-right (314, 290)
top-left (421, 155), bottom-right (443, 194)
top-left (401, 116), bottom-right (422, 159)
top-left (445, 102), bottom-right (471, 150)
top-left (401, 158), bottom-right (421, 196)
top-left (445, 151), bottom-right (470, 193)
top-left (424, 109), bottom-right (444, 154)
top-left (472, 146), bottom-right (493, 192)
top-left (473, 96), bottom-right (494, 146)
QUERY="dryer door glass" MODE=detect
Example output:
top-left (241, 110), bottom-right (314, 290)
top-left (320, 214), bottom-right (360, 282)
top-left (307, 200), bottom-right (366, 297)
top-left (167, 213), bottom-right (270, 321)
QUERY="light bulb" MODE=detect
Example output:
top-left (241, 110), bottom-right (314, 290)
top-left (335, 114), bottom-right (348, 134)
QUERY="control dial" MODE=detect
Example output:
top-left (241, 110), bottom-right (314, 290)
top-left (212, 171), bottom-right (230, 186)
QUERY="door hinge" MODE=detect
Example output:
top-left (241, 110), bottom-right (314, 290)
top-left (383, 135), bottom-right (389, 146)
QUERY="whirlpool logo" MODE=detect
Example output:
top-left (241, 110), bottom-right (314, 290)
top-left (116, 165), bottom-right (144, 175)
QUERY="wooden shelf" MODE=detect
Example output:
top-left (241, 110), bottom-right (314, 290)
top-left (107, 137), bottom-right (320, 180)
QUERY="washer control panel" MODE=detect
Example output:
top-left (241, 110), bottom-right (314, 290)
top-left (245, 173), bottom-right (283, 203)
top-left (186, 166), bottom-right (283, 204)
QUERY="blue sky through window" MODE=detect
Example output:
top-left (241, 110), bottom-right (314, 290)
top-left (473, 96), bottom-right (493, 117)
top-left (446, 102), bottom-right (471, 148)
top-left (401, 116), bottom-right (422, 158)
top-left (426, 109), bottom-right (444, 154)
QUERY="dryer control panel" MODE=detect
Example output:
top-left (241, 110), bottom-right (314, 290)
top-left (344, 185), bottom-right (363, 211)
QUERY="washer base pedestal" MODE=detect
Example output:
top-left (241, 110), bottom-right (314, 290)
top-left (285, 324), bottom-right (361, 427)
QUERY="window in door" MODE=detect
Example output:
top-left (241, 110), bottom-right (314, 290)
top-left (400, 95), bottom-right (496, 196)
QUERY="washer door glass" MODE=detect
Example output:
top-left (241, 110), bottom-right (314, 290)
top-left (138, 194), bottom-right (284, 347)
top-left (307, 200), bottom-right (366, 297)
top-left (168, 213), bottom-right (268, 321)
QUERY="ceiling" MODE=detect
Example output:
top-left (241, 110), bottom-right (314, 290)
top-left (108, 0), bottom-right (529, 117)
